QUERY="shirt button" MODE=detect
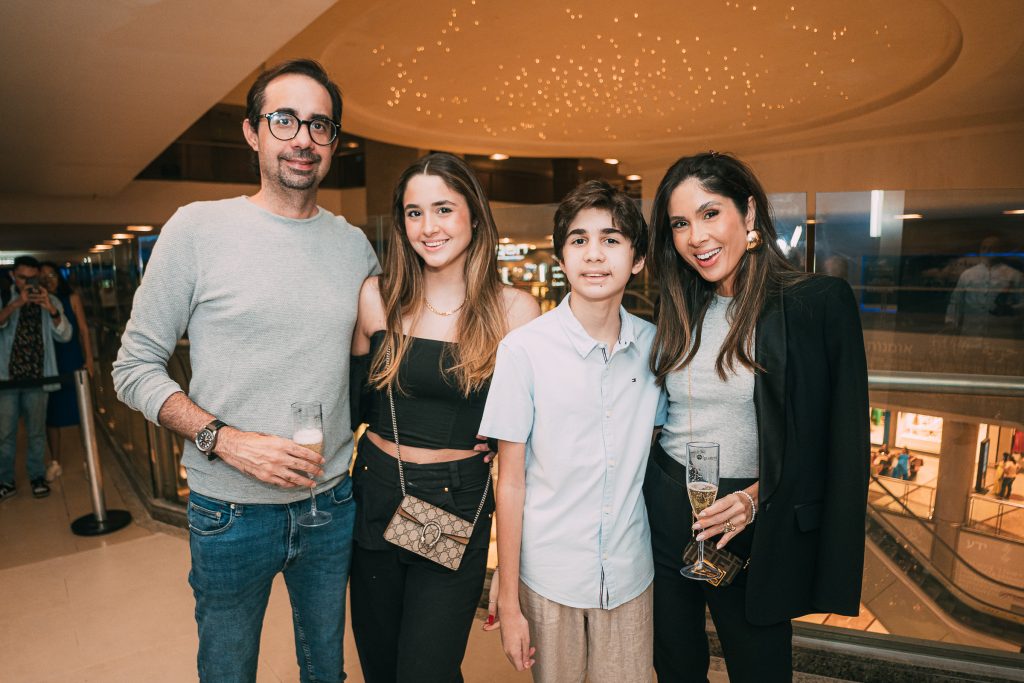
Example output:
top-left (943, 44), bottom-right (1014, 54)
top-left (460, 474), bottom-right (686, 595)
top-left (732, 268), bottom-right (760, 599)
top-left (604, 506), bottom-right (611, 514)
top-left (603, 553), bottom-right (608, 560)
top-left (608, 459), bottom-right (615, 467)
top-left (605, 410), bottom-right (612, 418)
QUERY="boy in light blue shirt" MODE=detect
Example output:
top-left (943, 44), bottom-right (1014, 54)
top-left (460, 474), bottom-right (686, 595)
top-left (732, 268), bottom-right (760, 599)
top-left (480, 180), bottom-right (666, 683)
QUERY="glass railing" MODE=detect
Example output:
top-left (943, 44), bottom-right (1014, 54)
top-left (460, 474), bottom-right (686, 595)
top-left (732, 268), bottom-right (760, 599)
top-left (70, 187), bottom-right (1024, 663)
top-left (967, 496), bottom-right (1024, 540)
top-left (868, 475), bottom-right (936, 519)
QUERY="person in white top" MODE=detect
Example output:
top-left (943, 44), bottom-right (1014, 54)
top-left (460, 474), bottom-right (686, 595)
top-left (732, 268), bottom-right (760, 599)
top-left (480, 180), bottom-right (666, 683)
top-left (998, 453), bottom-right (1018, 499)
top-left (945, 236), bottom-right (1023, 337)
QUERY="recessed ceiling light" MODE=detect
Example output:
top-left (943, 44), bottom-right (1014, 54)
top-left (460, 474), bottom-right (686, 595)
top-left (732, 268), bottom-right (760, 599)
top-left (626, 174), bottom-right (642, 181)
top-left (127, 225), bottom-right (154, 232)
top-left (805, 219), bottom-right (818, 224)
top-left (895, 213), bottom-right (923, 219)
top-left (499, 237), bottom-right (512, 243)
top-left (603, 158), bottom-right (619, 165)
top-left (103, 240), bottom-right (122, 246)
top-left (111, 233), bottom-right (134, 240)
top-left (1003, 209), bottom-right (1024, 215)
top-left (489, 153), bottom-right (509, 161)
top-left (92, 245), bottom-right (113, 251)
top-left (345, 142), bottom-right (360, 149)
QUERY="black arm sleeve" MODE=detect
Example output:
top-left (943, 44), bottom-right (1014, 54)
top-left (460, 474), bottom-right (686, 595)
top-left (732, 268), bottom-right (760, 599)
top-left (350, 353), bottom-right (372, 430)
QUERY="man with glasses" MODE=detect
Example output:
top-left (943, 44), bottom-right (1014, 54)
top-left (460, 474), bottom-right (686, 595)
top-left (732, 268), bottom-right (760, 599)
top-left (113, 59), bottom-right (379, 682)
top-left (0, 255), bottom-right (72, 501)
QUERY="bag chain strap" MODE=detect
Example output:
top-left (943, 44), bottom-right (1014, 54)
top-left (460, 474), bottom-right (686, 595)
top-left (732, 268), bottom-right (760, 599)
top-left (384, 345), bottom-right (492, 527)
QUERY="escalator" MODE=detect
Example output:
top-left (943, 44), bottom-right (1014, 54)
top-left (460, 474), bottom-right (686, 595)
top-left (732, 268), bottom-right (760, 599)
top-left (865, 475), bottom-right (1023, 649)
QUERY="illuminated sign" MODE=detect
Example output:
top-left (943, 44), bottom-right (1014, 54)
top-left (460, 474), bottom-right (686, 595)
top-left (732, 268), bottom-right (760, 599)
top-left (497, 243), bottom-right (531, 261)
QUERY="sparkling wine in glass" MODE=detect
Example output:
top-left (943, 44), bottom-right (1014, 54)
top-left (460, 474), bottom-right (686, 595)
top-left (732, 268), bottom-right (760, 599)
top-left (293, 401), bottom-right (330, 527)
top-left (680, 442), bottom-right (720, 581)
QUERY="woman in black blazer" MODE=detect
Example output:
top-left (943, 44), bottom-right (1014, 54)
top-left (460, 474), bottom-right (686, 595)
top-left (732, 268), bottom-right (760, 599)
top-left (644, 152), bottom-right (869, 682)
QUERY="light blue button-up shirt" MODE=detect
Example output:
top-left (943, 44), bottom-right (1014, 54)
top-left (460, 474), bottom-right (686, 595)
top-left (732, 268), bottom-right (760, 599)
top-left (480, 294), bottom-right (667, 609)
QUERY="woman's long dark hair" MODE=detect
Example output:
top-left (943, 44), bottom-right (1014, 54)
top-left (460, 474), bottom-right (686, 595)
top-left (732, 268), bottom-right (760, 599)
top-left (648, 152), bottom-right (807, 384)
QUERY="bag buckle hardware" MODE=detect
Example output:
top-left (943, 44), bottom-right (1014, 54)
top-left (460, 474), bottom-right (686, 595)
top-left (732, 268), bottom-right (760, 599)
top-left (419, 521), bottom-right (443, 550)
top-left (703, 560), bottom-right (727, 587)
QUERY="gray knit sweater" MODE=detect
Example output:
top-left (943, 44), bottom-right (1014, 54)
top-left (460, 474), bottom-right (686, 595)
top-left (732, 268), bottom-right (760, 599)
top-left (112, 197), bottom-right (380, 504)
top-left (660, 294), bottom-right (759, 478)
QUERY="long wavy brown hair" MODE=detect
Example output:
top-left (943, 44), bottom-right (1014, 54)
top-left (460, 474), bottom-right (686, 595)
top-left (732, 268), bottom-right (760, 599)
top-left (369, 152), bottom-right (506, 395)
top-left (648, 152), bottom-right (807, 383)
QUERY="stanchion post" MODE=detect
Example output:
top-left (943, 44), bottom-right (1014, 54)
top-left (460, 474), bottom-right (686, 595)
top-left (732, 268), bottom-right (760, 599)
top-left (71, 368), bottom-right (132, 536)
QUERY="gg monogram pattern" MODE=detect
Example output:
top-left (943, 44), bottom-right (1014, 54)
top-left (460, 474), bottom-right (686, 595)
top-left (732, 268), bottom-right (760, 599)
top-left (384, 495), bottom-right (474, 570)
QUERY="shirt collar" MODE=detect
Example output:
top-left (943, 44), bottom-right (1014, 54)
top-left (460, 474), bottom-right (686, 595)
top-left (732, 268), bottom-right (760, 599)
top-left (555, 293), bottom-right (637, 359)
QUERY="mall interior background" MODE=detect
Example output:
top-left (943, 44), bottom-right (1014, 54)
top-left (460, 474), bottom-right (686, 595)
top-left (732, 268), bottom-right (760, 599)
top-left (0, 1), bottom-right (1022, 681)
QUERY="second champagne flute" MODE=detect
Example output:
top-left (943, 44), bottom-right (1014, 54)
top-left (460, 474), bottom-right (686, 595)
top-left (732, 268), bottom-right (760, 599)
top-left (680, 441), bottom-right (720, 580)
top-left (292, 401), bottom-right (330, 527)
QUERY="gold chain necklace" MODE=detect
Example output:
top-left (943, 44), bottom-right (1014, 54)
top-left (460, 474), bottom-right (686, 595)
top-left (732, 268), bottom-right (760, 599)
top-left (424, 298), bottom-right (465, 317)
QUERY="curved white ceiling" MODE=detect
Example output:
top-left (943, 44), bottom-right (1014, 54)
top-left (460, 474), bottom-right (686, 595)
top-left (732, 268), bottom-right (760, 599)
top-left (324, 0), bottom-right (963, 158)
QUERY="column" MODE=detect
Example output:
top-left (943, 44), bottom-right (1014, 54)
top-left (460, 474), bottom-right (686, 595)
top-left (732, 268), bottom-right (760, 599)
top-left (930, 419), bottom-right (979, 576)
top-left (364, 140), bottom-right (427, 219)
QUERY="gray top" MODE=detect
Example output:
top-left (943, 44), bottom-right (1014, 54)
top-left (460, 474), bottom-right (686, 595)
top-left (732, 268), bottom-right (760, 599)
top-left (112, 196), bottom-right (380, 504)
top-left (659, 295), bottom-right (759, 478)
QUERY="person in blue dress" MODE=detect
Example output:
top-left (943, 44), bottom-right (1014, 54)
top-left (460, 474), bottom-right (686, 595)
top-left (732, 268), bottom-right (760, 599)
top-left (890, 446), bottom-right (911, 480)
top-left (40, 262), bottom-right (93, 481)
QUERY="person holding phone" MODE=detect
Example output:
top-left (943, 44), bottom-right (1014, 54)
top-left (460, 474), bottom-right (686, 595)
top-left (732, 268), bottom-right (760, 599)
top-left (0, 255), bottom-right (72, 501)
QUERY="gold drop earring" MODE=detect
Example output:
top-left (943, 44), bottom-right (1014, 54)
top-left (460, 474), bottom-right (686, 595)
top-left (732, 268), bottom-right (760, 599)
top-left (745, 230), bottom-right (763, 252)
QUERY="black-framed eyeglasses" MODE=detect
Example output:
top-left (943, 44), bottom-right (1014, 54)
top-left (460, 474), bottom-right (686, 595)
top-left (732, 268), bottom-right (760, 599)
top-left (259, 111), bottom-right (338, 146)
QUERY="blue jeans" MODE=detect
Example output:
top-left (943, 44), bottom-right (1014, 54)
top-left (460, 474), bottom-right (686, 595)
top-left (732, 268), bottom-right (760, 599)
top-left (187, 476), bottom-right (355, 683)
top-left (0, 387), bottom-right (48, 484)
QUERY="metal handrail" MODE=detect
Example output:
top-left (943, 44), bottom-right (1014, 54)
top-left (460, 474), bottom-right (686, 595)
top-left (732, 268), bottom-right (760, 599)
top-left (967, 496), bottom-right (1024, 538)
top-left (869, 371), bottom-right (1024, 397)
top-left (869, 475), bottom-right (1024, 606)
top-left (869, 475), bottom-right (936, 517)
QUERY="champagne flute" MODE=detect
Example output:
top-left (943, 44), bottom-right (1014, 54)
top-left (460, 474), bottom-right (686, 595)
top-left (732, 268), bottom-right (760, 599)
top-left (680, 441), bottom-right (720, 581)
top-left (293, 401), bottom-right (331, 527)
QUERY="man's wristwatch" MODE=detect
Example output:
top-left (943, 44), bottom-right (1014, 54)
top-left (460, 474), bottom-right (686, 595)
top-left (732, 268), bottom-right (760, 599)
top-left (195, 419), bottom-right (227, 461)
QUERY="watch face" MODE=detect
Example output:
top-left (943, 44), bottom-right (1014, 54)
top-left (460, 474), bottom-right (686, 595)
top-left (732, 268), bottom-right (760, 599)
top-left (196, 428), bottom-right (215, 453)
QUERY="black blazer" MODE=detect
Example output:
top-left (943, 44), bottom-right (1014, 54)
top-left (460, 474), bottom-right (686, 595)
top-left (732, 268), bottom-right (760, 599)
top-left (746, 275), bottom-right (870, 625)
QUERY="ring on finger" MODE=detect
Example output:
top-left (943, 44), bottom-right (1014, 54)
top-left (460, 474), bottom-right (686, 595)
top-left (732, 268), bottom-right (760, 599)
top-left (723, 520), bottom-right (736, 534)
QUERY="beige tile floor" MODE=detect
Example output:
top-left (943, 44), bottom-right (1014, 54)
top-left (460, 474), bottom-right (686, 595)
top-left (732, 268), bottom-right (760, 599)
top-left (0, 424), bottom-right (858, 682)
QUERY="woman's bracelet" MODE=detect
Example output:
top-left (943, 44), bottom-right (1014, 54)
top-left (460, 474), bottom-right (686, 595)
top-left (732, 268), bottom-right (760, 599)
top-left (736, 490), bottom-right (757, 524)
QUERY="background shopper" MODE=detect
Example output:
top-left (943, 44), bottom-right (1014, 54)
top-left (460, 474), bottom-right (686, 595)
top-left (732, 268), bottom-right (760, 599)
top-left (40, 262), bottom-right (94, 481)
top-left (0, 255), bottom-right (72, 501)
top-left (998, 453), bottom-right (1018, 499)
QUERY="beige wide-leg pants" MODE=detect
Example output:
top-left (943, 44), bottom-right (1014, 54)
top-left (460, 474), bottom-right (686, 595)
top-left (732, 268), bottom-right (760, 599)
top-left (519, 581), bottom-right (654, 683)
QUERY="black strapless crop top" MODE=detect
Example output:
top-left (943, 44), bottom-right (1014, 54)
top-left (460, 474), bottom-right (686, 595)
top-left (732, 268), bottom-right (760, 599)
top-left (351, 331), bottom-right (490, 450)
